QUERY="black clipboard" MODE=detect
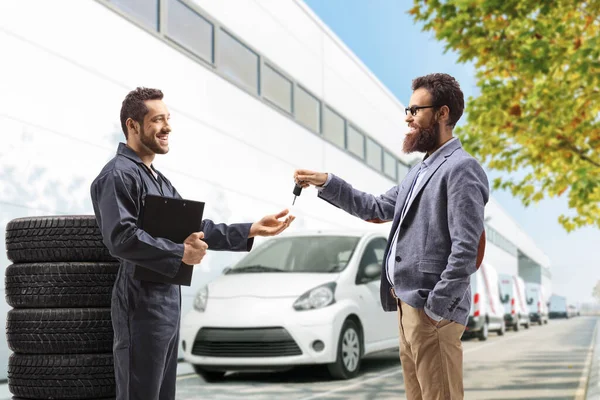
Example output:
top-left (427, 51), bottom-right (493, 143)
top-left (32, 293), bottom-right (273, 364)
top-left (133, 194), bottom-right (205, 286)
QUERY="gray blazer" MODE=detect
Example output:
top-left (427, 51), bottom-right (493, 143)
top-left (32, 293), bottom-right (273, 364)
top-left (318, 138), bottom-right (489, 325)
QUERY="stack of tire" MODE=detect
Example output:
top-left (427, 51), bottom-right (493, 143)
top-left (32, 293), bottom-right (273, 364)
top-left (4, 215), bottom-right (118, 400)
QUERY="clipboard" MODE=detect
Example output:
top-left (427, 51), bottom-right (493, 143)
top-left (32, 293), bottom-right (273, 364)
top-left (133, 194), bottom-right (205, 286)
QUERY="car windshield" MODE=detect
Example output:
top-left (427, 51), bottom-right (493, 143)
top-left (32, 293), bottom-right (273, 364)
top-left (226, 235), bottom-right (360, 274)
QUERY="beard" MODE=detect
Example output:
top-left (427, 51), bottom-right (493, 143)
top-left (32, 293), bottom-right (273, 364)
top-left (139, 126), bottom-right (168, 155)
top-left (402, 120), bottom-right (440, 154)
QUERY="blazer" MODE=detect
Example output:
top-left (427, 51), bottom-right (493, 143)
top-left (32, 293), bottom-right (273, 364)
top-left (318, 138), bottom-right (489, 325)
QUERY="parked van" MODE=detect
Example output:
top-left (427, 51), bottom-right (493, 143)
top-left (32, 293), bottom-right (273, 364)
top-left (568, 305), bottom-right (579, 318)
top-left (499, 274), bottom-right (531, 331)
top-left (465, 262), bottom-right (506, 340)
top-left (549, 294), bottom-right (569, 318)
top-left (525, 282), bottom-right (549, 325)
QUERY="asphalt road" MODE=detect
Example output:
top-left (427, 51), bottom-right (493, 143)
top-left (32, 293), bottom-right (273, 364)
top-left (0, 316), bottom-right (595, 400)
top-left (174, 316), bottom-right (598, 400)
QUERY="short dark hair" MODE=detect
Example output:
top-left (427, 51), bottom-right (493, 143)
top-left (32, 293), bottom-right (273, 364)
top-left (412, 73), bottom-right (464, 128)
top-left (120, 87), bottom-right (164, 139)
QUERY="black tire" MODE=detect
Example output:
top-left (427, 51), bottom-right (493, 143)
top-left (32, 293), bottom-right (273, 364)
top-left (193, 365), bottom-right (226, 382)
top-left (497, 321), bottom-right (505, 336)
top-left (5, 215), bottom-right (115, 263)
top-left (8, 353), bottom-right (115, 399)
top-left (327, 319), bottom-right (362, 380)
top-left (7, 308), bottom-right (113, 354)
top-left (477, 321), bottom-right (489, 341)
top-left (12, 398), bottom-right (115, 400)
top-left (5, 262), bottom-right (118, 308)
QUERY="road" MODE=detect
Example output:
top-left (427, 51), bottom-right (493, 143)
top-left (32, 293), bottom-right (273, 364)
top-left (0, 316), bottom-right (595, 400)
top-left (173, 317), bottom-right (598, 400)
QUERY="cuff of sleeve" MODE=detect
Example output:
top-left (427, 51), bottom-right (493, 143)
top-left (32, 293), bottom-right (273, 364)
top-left (315, 173), bottom-right (332, 191)
top-left (424, 306), bottom-right (443, 322)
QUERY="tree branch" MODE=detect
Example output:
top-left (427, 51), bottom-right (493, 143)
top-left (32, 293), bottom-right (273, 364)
top-left (562, 141), bottom-right (600, 168)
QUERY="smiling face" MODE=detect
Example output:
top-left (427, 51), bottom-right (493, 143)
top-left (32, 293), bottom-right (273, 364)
top-left (403, 87), bottom-right (440, 154)
top-left (137, 99), bottom-right (171, 155)
top-left (127, 99), bottom-right (171, 157)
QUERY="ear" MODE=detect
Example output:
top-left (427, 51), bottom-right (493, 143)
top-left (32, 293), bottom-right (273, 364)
top-left (437, 105), bottom-right (450, 122)
top-left (126, 118), bottom-right (139, 136)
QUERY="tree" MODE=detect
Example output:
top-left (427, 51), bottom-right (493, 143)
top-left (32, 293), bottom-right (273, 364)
top-left (409, 0), bottom-right (600, 231)
top-left (594, 281), bottom-right (600, 303)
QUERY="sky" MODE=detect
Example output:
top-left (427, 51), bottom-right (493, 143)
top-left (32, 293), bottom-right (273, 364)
top-left (304, 0), bottom-right (600, 305)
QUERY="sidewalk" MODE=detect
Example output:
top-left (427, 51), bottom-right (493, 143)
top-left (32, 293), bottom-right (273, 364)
top-left (587, 321), bottom-right (600, 400)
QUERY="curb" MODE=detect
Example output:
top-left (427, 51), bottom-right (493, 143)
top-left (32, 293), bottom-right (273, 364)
top-left (582, 318), bottom-right (600, 400)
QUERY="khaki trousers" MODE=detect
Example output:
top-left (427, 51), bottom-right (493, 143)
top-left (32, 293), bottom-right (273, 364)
top-left (394, 293), bottom-right (466, 400)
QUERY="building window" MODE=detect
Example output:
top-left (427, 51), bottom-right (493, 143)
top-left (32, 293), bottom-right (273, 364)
top-left (218, 29), bottom-right (259, 94)
top-left (397, 161), bottom-right (409, 182)
top-left (347, 125), bottom-right (365, 159)
top-left (323, 107), bottom-right (345, 149)
top-left (166, 0), bottom-right (214, 63)
top-left (102, 0), bottom-right (411, 183)
top-left (366, 138), bottom-right (382, 171)
top-left (294, 86), bottom-right (320, 132)
top-left (262, 64), bottom-right (292, 114)
top-left (109, 0), bottom-right (159, 30)
top-left (383, 151), bottom-right (397, 180)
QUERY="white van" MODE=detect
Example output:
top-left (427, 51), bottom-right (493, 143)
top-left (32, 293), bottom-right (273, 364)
top-left (465, 262), bottom-right (506, 340)
top-left (499, 274), bottom-right (531, 331)
top-left (549, 294), bottom-right (569, 318)
top-left (525, 282), bottom-right (549, 325)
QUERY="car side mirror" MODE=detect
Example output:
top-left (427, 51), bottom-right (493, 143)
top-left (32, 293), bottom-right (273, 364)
top-left (363, 263), bottom-right (380, 280)
top-left (222, 266), bottom-right (231, 275)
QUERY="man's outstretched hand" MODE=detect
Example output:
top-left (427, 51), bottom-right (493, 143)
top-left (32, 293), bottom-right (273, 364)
top-left (249, 209), bottom-right (295, 238)
top-left (293, 169), bottom-right (328, 188)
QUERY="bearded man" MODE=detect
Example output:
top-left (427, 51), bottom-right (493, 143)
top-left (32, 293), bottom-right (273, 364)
top-left (293, 73), bottom-right (489, 400)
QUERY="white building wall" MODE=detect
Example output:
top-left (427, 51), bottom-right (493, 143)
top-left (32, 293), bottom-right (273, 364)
top-left (192, 0), bottom-right (408, 155)
top-left (482, 243), bottom-right (518, 277)
top-left (485, 197), bottom-right (550, 268)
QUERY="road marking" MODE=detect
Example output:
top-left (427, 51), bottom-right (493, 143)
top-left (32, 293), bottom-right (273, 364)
top-left (296, 328), bottom-right (541, 400)
top-left (574, 319), bottom-right (598, 400)
top-left (177, 373), bottom-right (197, 381)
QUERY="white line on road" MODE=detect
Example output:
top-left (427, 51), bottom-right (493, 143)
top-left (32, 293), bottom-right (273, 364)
top-left (575, 320), bottom-right (598, 400)
top-left (176, 373), bottom-right (197, 381)
top-left (296, 328), bottom-right (542, 400)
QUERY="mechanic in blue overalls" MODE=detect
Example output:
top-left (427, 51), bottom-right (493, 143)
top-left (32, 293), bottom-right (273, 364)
top-left (90, 87), bottom-right (295, 400)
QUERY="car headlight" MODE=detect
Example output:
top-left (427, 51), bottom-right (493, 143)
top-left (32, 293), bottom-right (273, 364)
top-left (293, 282), bottom-right (336, 311)
top-left (193, 286), bottom-right (208, 312)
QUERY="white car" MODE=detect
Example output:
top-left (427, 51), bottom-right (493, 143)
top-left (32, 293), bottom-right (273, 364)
top-left (180, 231), bottom-right (399, 381)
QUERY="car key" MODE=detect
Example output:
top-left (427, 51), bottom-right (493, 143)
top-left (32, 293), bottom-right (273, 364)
top-left (292, 183), bottom-right (302, 205)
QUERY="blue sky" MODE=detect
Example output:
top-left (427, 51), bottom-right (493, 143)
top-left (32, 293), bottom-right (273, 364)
top-left (304, 0), bottom-right (599, 305)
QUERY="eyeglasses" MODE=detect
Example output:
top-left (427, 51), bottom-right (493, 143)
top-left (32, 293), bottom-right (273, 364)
top-left (404, 105), bottom-right (435, 116)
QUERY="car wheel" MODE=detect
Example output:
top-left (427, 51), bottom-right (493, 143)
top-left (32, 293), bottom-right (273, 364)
top-left (193, 365), bottom-right (226, 382)
top-left (497, 320), bottom-right (505, 336)
top-left (477, 321), bottom-right (489, 341)
top-left (327, 319), bottom-right (362, 380)
top-left (524, 320), bottom-right (530, 329)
